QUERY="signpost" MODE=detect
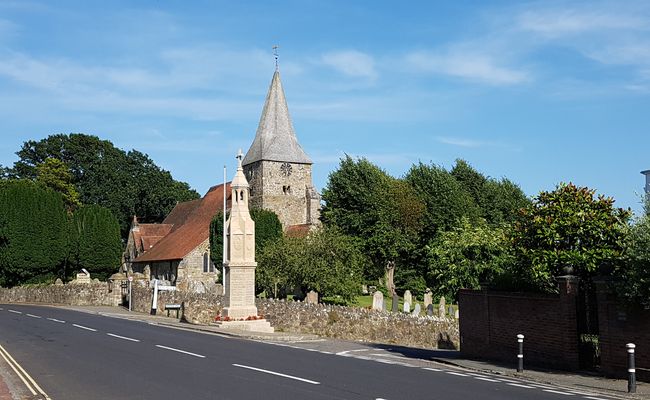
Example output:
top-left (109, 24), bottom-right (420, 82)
top-left (128, 276), bottom-right (133, 312)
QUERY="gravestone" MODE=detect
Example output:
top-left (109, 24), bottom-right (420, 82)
top-left (438, 296), bottom-right (446, 318)
top-left (413, 303), bottom-right (421, 316)
top-left (362, 284), bottom-right (368, 295)
top-left (372, 291), bottom-right (384, 311)
top-left (404, 290), bottom-right (413, 307)
top-left (392, 295), bottom-right (399, 313)
top-left (426, 304), bottom-right (434, 316)
top-left (306, 290), bottom-right (319, 304)
top-left (423, 289), bottom-right (433, 309)
top-left (54, 278), bottom-right (64, 286)
top-left (448, 305), bottom-right (454, 317)
top-left (403, 302), bottom-right (410, 313)
top-left (455, 309), bottom-right (460, 319)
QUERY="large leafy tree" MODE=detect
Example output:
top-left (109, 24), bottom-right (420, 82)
top-left (321, 156), bottom-right (425, 294)
top-left (36, 158), bottom-right (81, 212)
top-left (427, 218), bottom-right (512, 301)
top-left (69, 205), bottom-right (122, 281)
top-left (257, 227), bottom-right (366, 303)
top-left (615, 215), bottom-right (650, 308)
top-left (8, 133), bottom-right (199, 237)
top-left (507, 183), bottom-right (631, 292)
top-left (0, 181), bottom-right (69, 286)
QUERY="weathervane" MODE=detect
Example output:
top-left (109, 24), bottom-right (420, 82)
top-left (273, 45), bottom-right (279, 71)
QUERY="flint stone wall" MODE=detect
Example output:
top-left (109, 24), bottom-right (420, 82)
top-left (0, 283), bottom-right (119, 306)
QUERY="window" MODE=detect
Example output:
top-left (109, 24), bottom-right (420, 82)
top-left (203, 252), bottom-right (209, 273)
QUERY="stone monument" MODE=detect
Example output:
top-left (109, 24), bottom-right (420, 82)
top-left (372, 291), bottom-right (384, 311)
top-left (218, 151), bottom-right (273, 332)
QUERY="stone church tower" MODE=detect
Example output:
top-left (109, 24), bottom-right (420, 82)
top-left (243, 70), bottom-right (320, 229)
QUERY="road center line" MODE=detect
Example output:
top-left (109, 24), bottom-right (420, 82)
top-left (26, 314), bottom-right (42, 319)
top-left (474, 377), bottom-right (501, 382)
top-left (72, 324), bottom-right (97, 332)
top-left (47, 318), bottom-right (65, 323)
top-left (506, 383), bottom-right (534, 389)
top-left (445, 371), bottom-right (469, 377)
top-left (336, 349), bottom-right (369, 355)
top-left (8, 310), bottom-right (22, 314)
top-left (107, 333), bottom-right (140, 342)
top-left (422, 367), bottom-right (445, 372)
top-left (155, 345), bottom-right (205, 358)
top-left (232, 364), bottom-right (320, 385)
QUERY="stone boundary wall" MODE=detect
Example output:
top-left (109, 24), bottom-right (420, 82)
top-left (129, 286), bottom-right (459, 349)
top-left (458, 277), bottom-right (579, 371)
top-left (0, 283), bottom-right (120, 306)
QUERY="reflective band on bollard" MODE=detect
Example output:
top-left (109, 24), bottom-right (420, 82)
top-left (627, 343), bottom-right (636, 393)
top-left (517, 334), bottom-right (524, 373)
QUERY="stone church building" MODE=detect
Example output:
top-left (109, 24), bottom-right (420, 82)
top-left (123, 69), bottom-right (320, 288)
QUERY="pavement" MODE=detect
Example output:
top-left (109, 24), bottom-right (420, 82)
top-left (0, 304), bottom-right (648, 399)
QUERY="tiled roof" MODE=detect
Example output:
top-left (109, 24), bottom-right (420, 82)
top-left (285, 223), bottom-right (312, 238)
top-left (134, 183), bottom-right (231, 263)
top-left (243, 71), bottom-right (312, 166)
top-left (132, 224), bottom-right (172, 252)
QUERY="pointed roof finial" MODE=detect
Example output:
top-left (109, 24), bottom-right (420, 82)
top-left (273, 45), bottom-right (279, 71)
top-left (236, 148), bottom-right (244, 168)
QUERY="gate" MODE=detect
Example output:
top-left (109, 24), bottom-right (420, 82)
top-left (120, 281), bottom-right (129, 307)
top-left (577, 281), bottom-right (600, 370)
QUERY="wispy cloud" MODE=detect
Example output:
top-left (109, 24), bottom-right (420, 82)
top-left (321, 50), bottom-right (377, 79)
top-left (405, 49), bottom-right (529, 86)
top-left (436, 136), bottom-right (521, 151)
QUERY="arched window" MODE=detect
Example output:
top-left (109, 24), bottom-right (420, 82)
top-left (203, 252), bottom-right (209, 273)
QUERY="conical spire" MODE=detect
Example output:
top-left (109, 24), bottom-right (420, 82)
top-left (242, 71), bottom-right (312, 166)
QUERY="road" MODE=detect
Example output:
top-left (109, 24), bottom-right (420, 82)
top-left (0, 304), bottom-right (614, 400)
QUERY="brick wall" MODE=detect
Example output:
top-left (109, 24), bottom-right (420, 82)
top-left (597, 287), bottom-right (650, 381)
top-left (459, 277), bottom-right (580, 370)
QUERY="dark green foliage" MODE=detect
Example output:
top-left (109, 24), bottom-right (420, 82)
top-left (209, 208), bottom-right (283, 282)
top-left (257, 227), bottom-right (366, 303)
top-left (70, 205), bottom-right (122, 281)
top-left (615, 216), bottom-right (650, 308)
top-left (0, 180), bottom-right (69, 286)
top-left (506, 183), bottom-right (631, 292)
top-left (8, 133), bottom-right (199, 237)
top-left (36, 158), bottom-right (81, 211)
top-left (427, 218), bottom-right (512, 301)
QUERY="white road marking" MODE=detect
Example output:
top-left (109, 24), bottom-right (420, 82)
top-left (474, 377), bottom-right (501, 382)
top-left (584, 397), bottom-right (610, 400)
top-left (72, 324), bottom-right (97, 332)
top-left (0, 307), bottom-right (4, 310)
top-left (497, 378), bottom-right (521, 383)
top-left (8, 310), bottom-right (22, 314)
top-left (336, 349), bottom-right (369, 355)
top-left (543, 389), bottom-right (575, 396)
top-left (155, 345), bottom-right (205, 358)
top-left (445, 371), bottom-right (469, 377)
top-left (232, 363), bottom-right (320, 385)
top-left (0, 344), bottom-right (51, 399)
top-left (26, 314), bottom-right (41, 319)
top-left (107, 333), bottom-right (140, 342)
top-left (423, 367), bottom-right (445, 372)
top-left (369, 353), bottom-right (406, 359)
top-left (46, 318), bottom-right (65, 323)
top-left (507, 383), bottom-right (535, 389)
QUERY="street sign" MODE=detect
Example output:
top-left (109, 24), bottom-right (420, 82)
top-left (158, 285), bottom-right (176, 291)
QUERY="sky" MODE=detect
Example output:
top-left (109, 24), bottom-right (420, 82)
top-left (0, 0), bottom-right (649, 214)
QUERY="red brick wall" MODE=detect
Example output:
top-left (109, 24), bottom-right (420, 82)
top-left (459, 277), bottom-right (580, 370)
top-left (597, 290), bottom-right (650, 381)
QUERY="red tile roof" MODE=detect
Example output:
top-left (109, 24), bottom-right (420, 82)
top-left (132, 224), bottom-right (173, 252)
top-left (134, 183), bottom-right (231, 263)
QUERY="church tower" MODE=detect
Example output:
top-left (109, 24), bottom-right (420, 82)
top-left (243, 69), bottom-right (321, 229)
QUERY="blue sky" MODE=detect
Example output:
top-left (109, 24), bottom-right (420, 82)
top-left (1, 0), bottom-right (649, 214)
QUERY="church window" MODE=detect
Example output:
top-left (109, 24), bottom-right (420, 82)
top-left (283, 185), bottom-right (291, 195)
top-left (203, 252), bottom-right (209, 273)
top-left (240, 190), bottom-right (244, 201)
top-left (280, 162), bottom-right (292, 177)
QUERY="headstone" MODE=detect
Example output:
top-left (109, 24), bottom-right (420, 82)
top-left (403, 302), bottom-right (410, 313)
top-left (54, 278), bottom-right (64, 286)
top-left (438, 296), bottom-right (446, 318)
top-left (372, 291), bottom-right (384, 311)
top-left (306, 290), bottom-right (319, 304)
top-left (404, 290), bottom-right (413, 308)
top-left (423, 289), bottom-right (433, 309)
top-left (448, 305), bottom-right (454, 316)
top-left (454, 309), bottom-right (460, 319)
top-left (392, 295), bottom-right (399, 313)
top-left (368, 285), bottom-right (377, 294)
top-left (427, 304), bottom-right (434, 316)
top-left (361, 284), bottom-right (368, 295)
top-left (412, 303), bottom-right (421, 316)
top-left (143, 265), bottom-right (151, 280)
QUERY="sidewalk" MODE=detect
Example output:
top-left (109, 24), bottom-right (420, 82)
top-left (51, 305), bottom-right (650, 399)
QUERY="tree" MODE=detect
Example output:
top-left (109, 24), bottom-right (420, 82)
top-left (257, 227), bottom-right (366, 303)
top-left (321, 156), bottom-right (425, 294)
top-left (70, 205), bottom-right (122, 281)
top-left (507, 183), bottom-right (631, 292)
top-left (8, 134), bottom-right (199, 237)
top-left (615, 216), bottom-right (650, 308)
top-left (427, 218), bottom-right (512, 301)
top-left (36, 158), bottom-right (81, 211)
top-left (0, 180), bottom-right (69, 286)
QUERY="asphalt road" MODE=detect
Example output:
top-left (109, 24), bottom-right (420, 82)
top-left (0, 304), bottom-right (613, 400)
